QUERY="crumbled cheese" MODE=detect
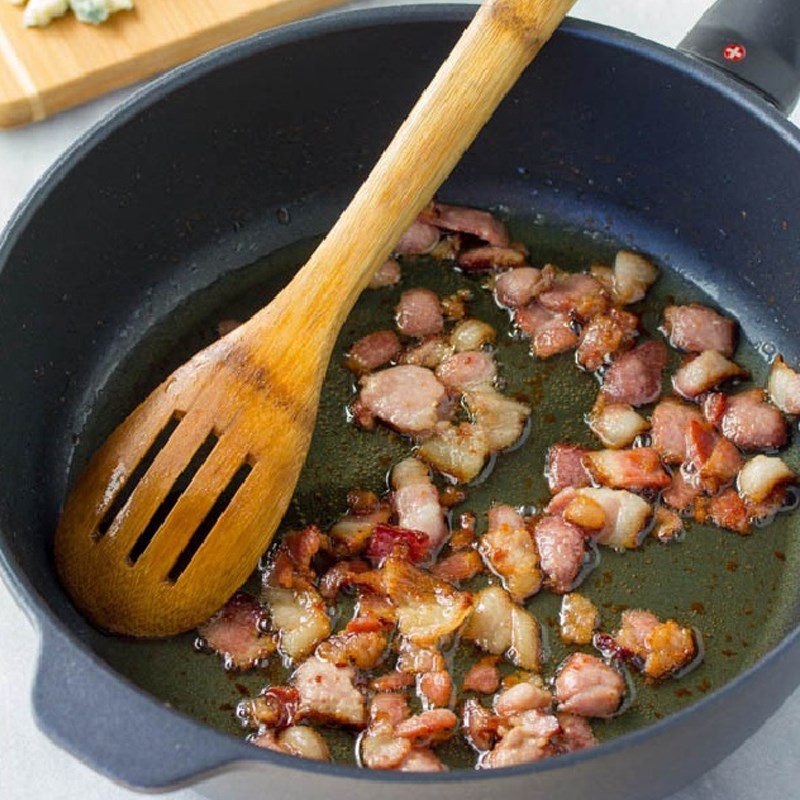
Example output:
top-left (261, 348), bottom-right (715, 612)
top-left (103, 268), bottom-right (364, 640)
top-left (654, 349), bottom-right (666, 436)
top-left (22, 0), bottom-right (69, 27)
top-left (70, 0), bottom-right (133, 24)
top-left (9, 0), bottom-right (133, 26)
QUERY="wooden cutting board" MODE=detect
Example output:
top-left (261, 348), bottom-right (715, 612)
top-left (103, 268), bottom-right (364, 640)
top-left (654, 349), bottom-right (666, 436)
top-left (0, 0), bottom-right (348, 128)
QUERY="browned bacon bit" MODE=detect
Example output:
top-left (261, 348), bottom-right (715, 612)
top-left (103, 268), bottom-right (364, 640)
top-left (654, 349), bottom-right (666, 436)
top-left (365, 524), bottom-right (430, 565)
top-left (395, 709), bottom-right (458, 745)
top-left (429, 549), bottom-right (484, 583)
top-left (555, 713), bottom-right (598, 753)
top-left (358, 366), bottom-right (448, 435)
top-left (418, 670), bottom-right (453, 708)
top-left (293, 657), bottom-right (367, 728)
top-left (601, 340), bottom-right (666, 406)
top-left (514, 302), bottom-right (579, 359)
top-left (480, 725), bottom-right (552, 768)
top-left (532, 515), bottom-right (587, 594)
top-left (345, 330), bottom-right (401, 375)
top-left (588, 396), bottom-right (649, 450)
top-left (435, 350), bottom-right (496, 392)
top-left (538, 272), bottom-right (609, 321)
top-left (650, 397), bottom-right (704, 464)
top-left (241, 685), bottom-right (300, 729)
top-left (450, 317), bottom-right (495, 351)
top-left (662, 470), bottom-right (700, 511)
top-left (197, 591), bottom-right (276, 670)
top-left (360, 693), bottom-right (413, 770)
top-left (684, 419), bottom-right (744, 494)
top-left (651, 506), bottom-right (684, 542)
top-left (450, 511), bottom-right (477, 550)
top-left (585, 447), bottom-right (671, 491)
top-left (576, 308), bottom-right (639, 372)
top-left (371, 671), bottom-right (416, 693)
top-left (462, 656), bottom-right (501, 695)
top-left (661, 304), bottom-right (736, 357)
top-left (493, 678), bottom-right (552, 717)
top-left (462, 697), bottom-right (500, 751)
top-left (396, 638), bottom-right (446, 674)
top-left (216, 318), bottom-right (241, 337)
top-left (419, 203), bottom-right (510, 247)
top-left (457, 245), bottom-right (526, 273)
top-left (391, 458), bottom-right (448, 554)
top-left (398, 748), bottom-right (447, 771)
top-left (328, 502), bottom-right (391, 557)
top-left (608, 609), bottom-right (657, 660)
top-left (703, 389), bottom-right (789, 451)
top-left (267, 525), bottom-right (321, 592)
top-left (319, 559), bottom-right (370, 599)
top-left (559, 593), bottom-right (599, 645)
top-left (397, 335), bottom-right (454, 369)
top-left (395, 220), bottom-right (440, 256)
top-left (395, 288), bottom-right (444, 338)
top-left (494, 265), bottom-right (554, 309)
top-left (673, 350), bottom-right (747, 399)
top-left (441, 289), bottom-right (472, 322)
top-left (738, 455), bottom-right (797, 504)
top-left (610, 250), bottom-right (659, 305)
top-left (545, 443), bottom-right (592, 494)
top-left (768, 355), bottom-right (800, 414)
top-left (555, 653), bottom-right (625, 718)
top-left (369, 258), bottom-right (402, 289)
top-left (706, 488), bottom-right (750, 535)
top-left (315, 623), bottom-right (388, 670)
top-left (439, 485), bottom-right (467, 509)
top-left (251, 725), bottom-right (331, 761)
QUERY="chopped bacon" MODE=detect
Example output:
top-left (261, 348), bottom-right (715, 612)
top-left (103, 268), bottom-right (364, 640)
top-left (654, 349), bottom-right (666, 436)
top-left (673, 350), bottom-right (747, 399)
top-left (328, 502), bottom-right (391, 557)
top-left (662, 304), bottom-right (736, 357)
top-left (684, 419), bottom-right (744, 493)
top-left (480, 725), bottom-right (551, 768)
top-left (768, 354), bottom-right (800, 414)
top-left (663, 470), bottom-right (700, 511)
top-left (706, 487), bottom-right (750, 534)
top-left (514, 302), bottom-right (579, 358)
top-left (293, 657), bottom-right (367, 728)
top-left (737, 455), bottom-right (796, 504)
top-left (651, 506), bottom-right (684, 542)
top-left (588, 396), bottom-right (649, 449)
top-left (494, 679), bottom-right (552, 717)
top-left (555, 653), bottom-right (625, 718)
top-left (365, 524), bottom-right (430, 565)
top-left (430, 549), bottom-right (484, 583)
top-left (418, 670), bottom-right (453, 708)
top-left (395, 288), bottom-right (444, 338)
top-left (450, 318), bottom-right (496, 352)
top-left (263, 584), bottom-right (331, 662)
top-left (390, 458), bottom-right (448, 554)
top-left (396, 638), bottom-right (446, 674)
top-left (466, 387), bottom-right (530, 451)
top-left (398, 748), bottom-right (447, 771)
top-left (369, 258), bottom-right (402, 289)
top-left (532, 515), bottom-right (586, 594)
top-left (397, 335), bottom-right (454, 369)
top-left (346, 330), bottom-right (401, 375)
top-left (545, 443), bottom-right (592, 494)
top-left (457, 245), bottom-right (526, 272)
top-left (559, 593), bottom-right (599, 645)
top-left (417, 422), bottom-right (489, 484)
top-left (359, 366), bottom-right (448, 435)
top-left (420, 203), bottom-right (509, 247)
top-left (494, 265), bottom-right (554, 309)
top-left (268, 525), bottom-right (321, 590)
top-left (585, 447), bottom-right (671, 491)
top-left (555, 713), bottom-right (597, 753)
top-left (480, 504), bottom-right (542, 601)
top-left (371, 671), bottom-right (416, 693)
top-left (611, 250), bottom-right (659, 305)
top-left (650, 397), bottom-right (704, 464)
top-left (441, 289), bottom-right (471, 322)
top-left (703, 389), bottom-right (788, 451)
top-left (395, 709), bottom-right (458, 745)
top-left (576, 308), bottom-right (639, 371)
top-left (240, 685), bottom-right (300, 729)
top-left (197, 591), bottom-right (276, 670)
top-left (462, 698), bottom-right (499, 751)
top-left (462, 656), bottom-right (501, 694)
top-left (252, 725), bottom-right (331, 761)
top-left (315, 623), bottom-right (388, 670)
top-left (319, 559), bottom-right (370, 599)
top-left (360, 693), bottom-right (413, 770)
top-left (435, 350), bottom-right (496, 391)
top-left (538, 272), bottom-right (608, 321)
top-left (601, 340), bottom-right (666, 406)
top-left (395, 220), bottom-right (441, 256)
top-left (560, 493), bottom-right (607, 532)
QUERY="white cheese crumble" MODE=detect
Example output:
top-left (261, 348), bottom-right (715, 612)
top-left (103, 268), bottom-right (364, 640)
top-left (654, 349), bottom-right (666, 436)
top-left (8, 0), bottom-right (134, 26)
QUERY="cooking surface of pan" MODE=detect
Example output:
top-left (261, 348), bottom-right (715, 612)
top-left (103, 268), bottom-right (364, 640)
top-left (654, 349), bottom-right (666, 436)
top-left (0, 4), bottom-right (799, 794)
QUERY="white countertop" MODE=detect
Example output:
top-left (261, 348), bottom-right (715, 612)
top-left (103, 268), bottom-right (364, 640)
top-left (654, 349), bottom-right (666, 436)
top-left (1, 1), bottom-right (799, 798)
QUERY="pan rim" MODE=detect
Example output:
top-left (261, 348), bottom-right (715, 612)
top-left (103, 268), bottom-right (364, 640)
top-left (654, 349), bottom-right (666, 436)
top-left (1, 2), bottom-right (799, 787)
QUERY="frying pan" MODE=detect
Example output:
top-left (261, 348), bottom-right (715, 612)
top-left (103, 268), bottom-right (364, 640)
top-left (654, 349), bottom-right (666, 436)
top-left (1, 1), bottom-right (799, 798)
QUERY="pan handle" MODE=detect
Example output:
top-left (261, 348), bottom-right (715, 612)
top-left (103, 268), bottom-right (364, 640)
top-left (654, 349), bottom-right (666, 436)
top-left (679, 0), bottom-right (800, 114)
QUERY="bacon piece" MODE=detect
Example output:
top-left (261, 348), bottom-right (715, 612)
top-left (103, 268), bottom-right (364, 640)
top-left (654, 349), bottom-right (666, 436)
top-left (662, 304), bottom-right (736, 357)
top-left (706, 487), bottom-right (750, 534)
top-left (417, 422), bottom-right (489, 484)
top-left (494, 679), bottom-right (552, 717)
top-left (315, 622), bottom-right (388, 670)
top-left (588, 396), bottom-right (649, 449)
top-left (396, 638), bottom-right (445, 674)
top-left (576, 308), bottom-right (639, 371)
top-left (463, 697), bottom-right (499, 751)
top-left (704, 389), bottom-right (789, 451)
top-left (420, 203), bottom-right (509, 247)
top-left (737, 455), bottom-right (797, 503)
top-left (252, 725), bottom-right (331, 761)
top-left (197, 592), bottom-right (275, 670)
top-left (462, 586), bottom-right (541, 670)
top-left (545, 443), bottom-right (592, 494)
top-left (369, 258), bottom-right (402, 288)
top-left (346, 330), bottom-right (401, 375)
top-left (395, 709), bottom-right (458, 745)
top-left (462, 656), bottom-right (501, 694)
top-left (240, 685), bottom-right (299, 729)
top-left (768, 355), bottom-right (800, 414)
top-left (480, 504), bottom-right (542, 601)
top-left (650, 397), bottom-right (704, 464)
top-left (360, 693), bottom-right (413, 770)
top-left (561, 493), bottom-right (607, 532)
top-left (601, 340), bottom-right (666, 406)
top-left (398, 748), bottom-right (447, 771)
top-left (466, 388), bottom-right (531, 451)
top-left (611, 250), bottom-right (659, 305)
top-left (480, 725), bottom-right (551, 768)
top-left (365, 524), bottom-right (429, 565)
top-left (538, 272), bottom-right (608, 321)
top-left (673, 350), bottom-right (747, 399)
top-left (494, 265), bottom-right (554, 309)
top-left (559, 593), bottom-right (599, 645)
top-left (390, 458), bottom-right (448, 553)
top-left (397, 335), bottom-right (454, 369)
top-left (555, 653), bottom-right (625, 718)
top-left (449, 318), bottom-right (496, 352)
top-left (556, 713), bottom-right (597, 753)
top-left (457, 245), bottom-right (526, 272)
top-left (371, 671), bottom-right (416, 693)
top-left (532, 515), bottom-right (586, 594)
top-left (515, 302), bottom-right (579, 358)
top-left (651, 506), bottom-right (684, 542)
top-left (418, 670), bottom-right (453, 708)
top-left (293, 658), bottom-right (366, 728)
top-left (262, 584), bottom-right (331, 662)
top-left (585, 447), bottom-right (670, 491)
top-left (436, 351), bottom-right (496, 391)
top-left (395, 220), bottom-right (440, 255)
top-left (395, 288), bottom-right (444, 338)
top-left (328, 501), bottom-right (391, 557)
top-left (430, 548), bottom-right (483, 583)
top-left (685, 419), bottom-right (744, 493)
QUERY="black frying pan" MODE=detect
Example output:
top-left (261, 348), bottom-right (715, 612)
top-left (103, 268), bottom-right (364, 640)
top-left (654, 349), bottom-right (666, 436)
top-left (0, 1), bottom-right (799, 798)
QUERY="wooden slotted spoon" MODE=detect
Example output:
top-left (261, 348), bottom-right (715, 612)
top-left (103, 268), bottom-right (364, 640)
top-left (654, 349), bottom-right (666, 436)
top-left (55, 0), bottom-right (576, 637)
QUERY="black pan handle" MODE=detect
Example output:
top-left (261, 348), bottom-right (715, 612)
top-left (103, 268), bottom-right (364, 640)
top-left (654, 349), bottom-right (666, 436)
top-left (32, 618), bottom-right (246, 789)
top-left (679, 0), bottom-right (800, 114)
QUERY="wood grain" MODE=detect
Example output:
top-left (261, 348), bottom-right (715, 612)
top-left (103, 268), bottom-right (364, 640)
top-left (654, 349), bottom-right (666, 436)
top-left (0, 0), bottom-right (347, 128)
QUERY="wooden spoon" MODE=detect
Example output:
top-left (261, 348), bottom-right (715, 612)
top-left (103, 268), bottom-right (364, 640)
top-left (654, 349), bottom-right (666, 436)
top-left (55, 0), bottom-right (576, 636)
